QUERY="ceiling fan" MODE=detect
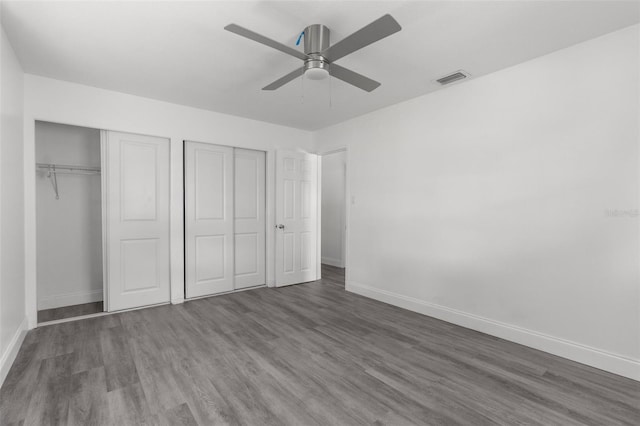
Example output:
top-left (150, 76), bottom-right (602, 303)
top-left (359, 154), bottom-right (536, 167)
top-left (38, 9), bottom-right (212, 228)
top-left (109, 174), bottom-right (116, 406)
top-left (224, 14), bottom-right (402, 92)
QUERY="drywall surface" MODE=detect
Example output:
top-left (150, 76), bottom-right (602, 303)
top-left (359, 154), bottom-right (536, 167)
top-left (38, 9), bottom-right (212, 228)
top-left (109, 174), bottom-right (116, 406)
top-left (0, 23), bottom-right (26, 385)
top-left (35, 122), bottom-right (102, 309)
top-left (321, 151), bottom-right (346, 267)
top-left (315, 25), bottom-right (640, 379)
top-left (23, 74), bottom-right (314, 327)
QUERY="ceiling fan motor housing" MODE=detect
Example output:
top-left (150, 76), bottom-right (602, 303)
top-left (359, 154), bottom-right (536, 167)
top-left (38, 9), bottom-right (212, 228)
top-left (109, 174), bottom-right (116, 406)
top-left (303, 24), bottom-right (330, 78)
top-left (303, 24), bottom-right (330, 55)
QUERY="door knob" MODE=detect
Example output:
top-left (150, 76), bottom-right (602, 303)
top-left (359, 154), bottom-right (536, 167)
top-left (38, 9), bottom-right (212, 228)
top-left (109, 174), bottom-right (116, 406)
top-left (276, 224), bottom-right (285, 230)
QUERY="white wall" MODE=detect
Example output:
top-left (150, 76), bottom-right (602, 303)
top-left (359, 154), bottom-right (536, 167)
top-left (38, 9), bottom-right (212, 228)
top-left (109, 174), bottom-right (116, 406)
top-left (23, 74), bottom-right (314, 328)
top-left (321, 151), bottom-right (346, 267)
top-left (35, 122), bottom-right (102, 310)
top-left (0, 22), bottom-right (26, 385)
top-left (314, 25), bottom-right (640, 380)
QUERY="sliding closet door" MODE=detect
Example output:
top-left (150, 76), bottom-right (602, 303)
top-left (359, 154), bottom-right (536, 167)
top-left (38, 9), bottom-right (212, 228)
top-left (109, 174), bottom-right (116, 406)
top-left (105, 131), bottom-right (171, 311)
top-left (234, 149), bottom-right (266, 289)
top-left (185, 142), bottom-right (234, 298)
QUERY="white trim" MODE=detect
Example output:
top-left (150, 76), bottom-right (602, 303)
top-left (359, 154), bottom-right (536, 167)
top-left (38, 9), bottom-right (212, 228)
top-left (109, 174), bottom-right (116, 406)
top-left (37, 289), bottom-right (103, 310)
top-left (321, 257), bottom-right (344, 268)
top-left (316, 155), bottom-right (322, 280)
top-left (347, 280), bottom-right (640, 381)
top-left (25, 116), bottom-right (37, 329)
top-left (0, 317), bottom-right (28, 387)
top-left (100, 130), bottom-right (110, 312)
top-left (344, 147), bottom-right (350, 276)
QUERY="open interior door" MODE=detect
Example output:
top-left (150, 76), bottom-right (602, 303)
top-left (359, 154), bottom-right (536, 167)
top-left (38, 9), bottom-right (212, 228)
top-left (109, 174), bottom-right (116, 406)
top-left (275, 150), bottom-right (318, 286)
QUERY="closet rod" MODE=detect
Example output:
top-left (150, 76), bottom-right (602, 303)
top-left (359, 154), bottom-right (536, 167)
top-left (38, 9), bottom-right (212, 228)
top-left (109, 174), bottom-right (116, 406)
top-left (36, 163), bottom-right (101, 173)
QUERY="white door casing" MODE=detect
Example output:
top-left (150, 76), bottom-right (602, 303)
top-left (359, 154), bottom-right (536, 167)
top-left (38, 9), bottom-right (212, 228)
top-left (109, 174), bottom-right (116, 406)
top-left (275, 150), bottom-right (318, 286)
top-left (105, 131), bottom-right (171, 311)
top-left (185, 142), bottom-right (234, 298)
top-left (234, 148), bottom-right (266, 289)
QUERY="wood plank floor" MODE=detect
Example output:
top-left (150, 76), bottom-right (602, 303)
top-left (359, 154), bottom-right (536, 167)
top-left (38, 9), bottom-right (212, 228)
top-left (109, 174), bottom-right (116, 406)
top-left (2, 264), bottom-right (638, 425)
top-left (38, 301), bottom-right (104, 323)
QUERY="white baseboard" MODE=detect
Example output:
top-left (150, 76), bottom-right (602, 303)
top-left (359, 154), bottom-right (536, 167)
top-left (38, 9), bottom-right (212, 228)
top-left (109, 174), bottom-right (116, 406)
top-left (38, 288), bottom-right (103, 310)
top-left (321, 257), bottom-right (344, 268)
top-left (0, 317), bottom-right (28, 387)
top-left (347, 281), bottom-right (640, 381)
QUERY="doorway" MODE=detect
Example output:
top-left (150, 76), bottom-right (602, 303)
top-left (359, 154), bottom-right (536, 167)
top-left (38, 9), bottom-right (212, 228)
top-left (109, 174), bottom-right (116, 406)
top-left (320, 150), bottom-right (347, 284)
top-left (35, 121), bottom-right (104, 322)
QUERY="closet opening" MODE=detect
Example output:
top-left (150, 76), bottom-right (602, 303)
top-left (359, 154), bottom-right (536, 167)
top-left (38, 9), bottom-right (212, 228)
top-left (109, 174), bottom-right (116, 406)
top-left (35, 121), bottom-right (104, 323)
top-left (183, 141), bottom-right (267, 299)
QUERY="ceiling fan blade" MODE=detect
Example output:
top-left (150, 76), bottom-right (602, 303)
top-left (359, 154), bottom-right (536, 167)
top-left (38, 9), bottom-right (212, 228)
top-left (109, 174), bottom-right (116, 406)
top-left (322, 14), bottom-right (401, 62)
top-left (262, 67), bottom-right (305, 90)
top-left (225, 23), bottom-right (308, 61)
top-left (329, 63), bottom-right (380, 92)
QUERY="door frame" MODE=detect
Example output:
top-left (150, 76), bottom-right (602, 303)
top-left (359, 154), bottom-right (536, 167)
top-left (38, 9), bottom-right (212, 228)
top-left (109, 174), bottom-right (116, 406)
top-left (100, 130), bottom-right (109, 312)
top-left (24, 119), bottom-right (174, 328)
top-left (318, 147), bottom-right (350, 281)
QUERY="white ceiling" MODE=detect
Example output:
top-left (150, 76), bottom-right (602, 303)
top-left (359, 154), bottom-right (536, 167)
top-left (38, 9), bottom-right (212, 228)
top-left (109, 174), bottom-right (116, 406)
top-left (2, 1), bottom-right (638, 130)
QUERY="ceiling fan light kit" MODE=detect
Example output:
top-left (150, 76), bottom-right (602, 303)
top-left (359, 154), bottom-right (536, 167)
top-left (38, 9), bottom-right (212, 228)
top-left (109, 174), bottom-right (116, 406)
top-left (302, 24), bottom-right (331, 80)
top-left (224, 14), bottom-right (402, 92)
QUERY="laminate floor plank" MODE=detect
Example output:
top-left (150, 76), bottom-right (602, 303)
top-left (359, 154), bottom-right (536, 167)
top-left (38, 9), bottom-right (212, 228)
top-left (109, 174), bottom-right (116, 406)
top-left (67, 367), bottom-right (109, 426)
top-left (1, 264), bottom-right (638, 425)
top-left (100, 326), bottom-right (140, 392)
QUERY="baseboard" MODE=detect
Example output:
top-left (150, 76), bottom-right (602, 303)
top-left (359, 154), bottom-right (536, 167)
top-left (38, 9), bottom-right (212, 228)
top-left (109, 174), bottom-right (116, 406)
top-left (347, 281), bottom-right (640, 381)
top-left (38, 288), bottom-right (103, 310)
top-left (0, 317), bottom-right (28, 387)
top-left (321, 257), bottom-right (344, 268)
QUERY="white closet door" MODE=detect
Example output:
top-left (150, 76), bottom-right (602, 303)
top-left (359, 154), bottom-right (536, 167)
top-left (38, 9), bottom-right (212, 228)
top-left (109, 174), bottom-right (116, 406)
top-left (275, 150), bottom-right (318, 286)
top-left (185, 142), bottom-right (234, 298)
top-left (234, 149), bottom-right (266, 289)
top-left (105, 131), bottom-right (170, 311)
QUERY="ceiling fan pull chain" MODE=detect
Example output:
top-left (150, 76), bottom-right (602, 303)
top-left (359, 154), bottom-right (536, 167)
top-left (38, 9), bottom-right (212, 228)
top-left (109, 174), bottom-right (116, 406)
top-left (295, 31), bottom-right (304, 46)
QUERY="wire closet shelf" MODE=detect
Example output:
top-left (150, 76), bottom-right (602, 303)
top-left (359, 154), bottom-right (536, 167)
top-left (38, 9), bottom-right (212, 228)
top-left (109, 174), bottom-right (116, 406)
top-left (36, 162), bottom-right (101, 200)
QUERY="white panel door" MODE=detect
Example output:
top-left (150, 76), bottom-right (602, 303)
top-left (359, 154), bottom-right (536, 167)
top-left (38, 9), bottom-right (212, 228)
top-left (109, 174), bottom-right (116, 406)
top-left (234, 148), bottom-right (266, 289)
top-left (185, 142), bottom-right (234, 298)
top-left (275, 150), bottom-right (318, 286)
top-left (106, 131), bottom-right (170, 311)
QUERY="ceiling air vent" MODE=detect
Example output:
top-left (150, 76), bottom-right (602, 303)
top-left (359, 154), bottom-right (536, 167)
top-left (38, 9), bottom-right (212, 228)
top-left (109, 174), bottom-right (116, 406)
top-left (435, 70), bottom-right (469, 86)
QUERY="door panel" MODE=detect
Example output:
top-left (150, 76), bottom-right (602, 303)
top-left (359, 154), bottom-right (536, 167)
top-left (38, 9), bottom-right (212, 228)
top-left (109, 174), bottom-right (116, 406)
top-left (234, 149), bottom-right (266, 289)
top-left (195, 150), bottom-right (225, 219)
top-left (276, 150), bottom-right (318, 286)
top-left (185, 142), bottom-right (234, 298)
top-left (106, 131), bottom-right (170, 311)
